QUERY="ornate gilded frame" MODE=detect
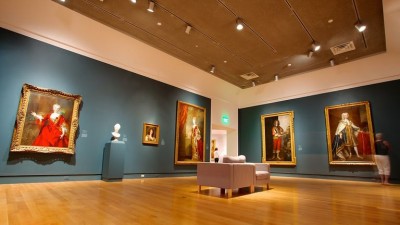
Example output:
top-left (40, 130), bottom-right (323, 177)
top-left (142, 123), bottom-right (160, 145)
top-left (324, 101), bottom-right (375, 165)
top-left (10, 84), bottom-right (82, 154)
top-left (174, 101), bottom-right (206, 165)
top-left (261, 111), bottom-right (296, 166)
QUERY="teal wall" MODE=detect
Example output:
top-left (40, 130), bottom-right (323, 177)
top-left (239, 80), bottom-right (400, 181)
top-left (0, 28), bottom-right (211, 183)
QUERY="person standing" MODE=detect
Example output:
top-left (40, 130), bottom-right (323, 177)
top-left (374, 133), bottom-right (391, 185)
top-left (214, 147), bottom-right (219, 163)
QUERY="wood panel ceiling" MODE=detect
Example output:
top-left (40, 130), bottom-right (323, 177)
top-left (54, 0), bottom-right (386, 88)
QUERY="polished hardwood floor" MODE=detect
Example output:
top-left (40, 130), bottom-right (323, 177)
top-left (0, 176), bottom-right (399, 225)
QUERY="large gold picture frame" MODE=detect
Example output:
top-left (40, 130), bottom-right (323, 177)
top-left (261, 111), bottom-right (296, 166)
top-left (174, 101), bottom-right (206, 165)
top-left (324, 101), bottom-right (375, 165)
top-left (10, 84), bottom-right (82, 154)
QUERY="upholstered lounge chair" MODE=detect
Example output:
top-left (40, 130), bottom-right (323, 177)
top-left (197, 155), bottom-right (270, 198)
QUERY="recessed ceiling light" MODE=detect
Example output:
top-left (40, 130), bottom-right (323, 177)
top-left (328, 19), bottom-right (334, 23)
top-left (130, 0), bottom-right (136, 3)
top-left (287, 63), bottom-right (292, 67)
top-left (224, 60), bottom-right (227, 63)
top-left (157, 22), bottom-right (162, 26)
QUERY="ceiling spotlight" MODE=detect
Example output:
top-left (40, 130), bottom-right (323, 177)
top-left (312, 42), bottom-right (321, 52)
top-left (236, 19), bottom-right (244, 31)
top-left (252, 81), bottom-right (256, 87)
top-left (185, 25), bottom-right (192, 34)
top-left (274, 75), bottom-right (279, 81)
top-left (330, 59), bottom-right (335, 67)
top-left (210, 65), bottom-right (215, 74)
top-left (308, 50), bottom-right (314, 57)
top-left (147, 1), bottom-right (155, 12)
top-left (355, 21), bottom-right (366, 32)
top-left (130, 0), bottom-right (136, 3)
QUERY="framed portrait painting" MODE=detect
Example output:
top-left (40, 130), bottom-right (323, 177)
top-left (10, 84), bottom-right (82, 154)
top-left (261, 111), bottom-right (296, 166)
top-left (174, 101), bottom-right (206, 165)
top-left (142, 123), bottom-right (160, 145)
top-left (324, 101), bottom-right (375, 165)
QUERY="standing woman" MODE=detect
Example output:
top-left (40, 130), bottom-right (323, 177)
top-left (374, 133), bottom-right (391, 185)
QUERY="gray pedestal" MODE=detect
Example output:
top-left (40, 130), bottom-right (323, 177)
top-left (102, 141), bottom-right (125, 181)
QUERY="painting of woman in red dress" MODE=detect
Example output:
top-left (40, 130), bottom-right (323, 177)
top-left (31, 103), bottom-right (69, 147)
top-left (10, 84), bottom-right (81, 154)
top-left (175, 101), bottom-right (206, 164)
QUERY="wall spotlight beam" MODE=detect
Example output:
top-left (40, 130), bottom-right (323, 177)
top-left (330, 59), bottom-right (335, 67)
top-left (312, 42), bottom-right (321, 52)
top-left (355, 21), bottom-right (366, 32)
top-left (147, 1), bottom-right (155, 12)
top-left (210, 65), bottom-right (215, 74)
top-left (236, 18), bottom-right (244, 31)
top-left (185, 25), bottom-right (192, 34)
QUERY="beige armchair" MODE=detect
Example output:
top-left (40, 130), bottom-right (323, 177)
top-left (197, 155), bottom-right (270, 198)
top-left (253, 163), bottom-right (270, 190)
top-left (197, 162), bottom-right (255, 198)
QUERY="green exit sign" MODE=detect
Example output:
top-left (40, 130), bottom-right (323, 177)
top-left (221, 114), bottom-right (229, 125)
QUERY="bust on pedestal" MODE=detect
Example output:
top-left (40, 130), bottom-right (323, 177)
top-left (102, 123), bottom-right (125, 181)
top-left (111, 123), bottom-right (121, 142)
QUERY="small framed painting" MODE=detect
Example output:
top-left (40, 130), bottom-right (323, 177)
top-left (261, 111), bottom-right (296, 166)
top-left (10, 84), bottom-right (82, 154)
top-left (142, 123), bottom-right (160, 145)
top-left (325, 101), bottom-right (375, 165)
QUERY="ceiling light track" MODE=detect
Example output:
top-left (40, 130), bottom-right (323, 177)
top-left (142, 1), bottom-right (255, 68)
top-left (217, 0), bottom-right (276, 53)
top-left (351, 0), bottom-right (368, 49)
top-left (284, 0), bottom-right (320, 50)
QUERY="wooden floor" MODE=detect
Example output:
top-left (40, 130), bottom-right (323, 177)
top-left (0, 176), bottom-right (399, 225)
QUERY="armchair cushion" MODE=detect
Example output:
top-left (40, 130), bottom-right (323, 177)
top-left (222, 155), bottom-right (246, 163)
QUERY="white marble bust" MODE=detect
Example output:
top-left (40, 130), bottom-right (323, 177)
top-left (111, 123), bottom-right (121, 141)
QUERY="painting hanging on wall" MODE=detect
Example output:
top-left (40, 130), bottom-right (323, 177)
top-left (10, 83), bottom-right (82, 154)
top-left (142, 123), bottom-right (160, 145)
top-left (175, 101), bottom-right (206, 165)
top-left (261, 111), bottom-right (296, 166)
top-left (324, 101), bottom-right (375, 165)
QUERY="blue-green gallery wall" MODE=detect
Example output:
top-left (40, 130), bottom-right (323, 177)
top-left (0, 28), bottom-right (211, 183)
top-left (239, 79), bottom-right (400, 181)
